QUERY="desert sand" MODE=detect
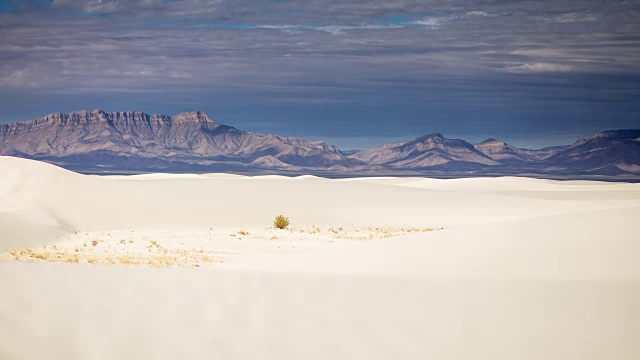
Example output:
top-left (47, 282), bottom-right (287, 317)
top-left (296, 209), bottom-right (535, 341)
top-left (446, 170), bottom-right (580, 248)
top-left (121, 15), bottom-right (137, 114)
top-left (1, 155), bottom-right (639, 359)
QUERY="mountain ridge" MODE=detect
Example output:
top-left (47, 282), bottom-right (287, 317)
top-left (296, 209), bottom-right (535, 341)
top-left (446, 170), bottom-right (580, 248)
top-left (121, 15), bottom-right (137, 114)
top-left (0, 109), bottom-right (363, 171)
top-left (1, 110), bottom-right (638, 176)
top-left (350, 133), bottom-right (499, 170)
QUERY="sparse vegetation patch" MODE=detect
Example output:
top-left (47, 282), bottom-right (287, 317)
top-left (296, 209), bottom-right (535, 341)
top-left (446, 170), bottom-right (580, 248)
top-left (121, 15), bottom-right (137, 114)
top-left (0, 226), bottom-right (441, 268)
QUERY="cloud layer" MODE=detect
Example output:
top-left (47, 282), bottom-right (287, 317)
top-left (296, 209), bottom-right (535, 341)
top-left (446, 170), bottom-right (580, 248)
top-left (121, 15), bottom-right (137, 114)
top-left (0, 0), bottom-right (638, 149)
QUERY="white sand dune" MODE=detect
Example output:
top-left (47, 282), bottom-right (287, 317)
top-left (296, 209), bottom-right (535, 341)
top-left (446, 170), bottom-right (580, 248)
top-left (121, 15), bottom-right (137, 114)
top-left (1, 155), bottom-right (639, 359)
top-left (2, 156), bottom-right (638, 247)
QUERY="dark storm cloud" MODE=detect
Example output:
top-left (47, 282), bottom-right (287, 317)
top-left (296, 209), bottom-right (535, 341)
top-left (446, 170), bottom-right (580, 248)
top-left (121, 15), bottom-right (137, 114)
top-left (0, 0), bottom-right (638, 149)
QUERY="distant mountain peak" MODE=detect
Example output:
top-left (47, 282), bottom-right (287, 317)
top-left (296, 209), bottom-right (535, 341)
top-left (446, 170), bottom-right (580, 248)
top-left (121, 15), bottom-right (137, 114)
top-left (593, 129), bottom-right (640, 140)
top-left (171, 111), bottom-right (216, 124)
top-left (406, 133), bottom-right (447, 146)
top-left (474, 138), bottom-right (549, 162)
top-left (415, 133), bottom-right (445, 141)
top-left (350, 132), bottom-right (498, 169)
top-left (547, 128), bottom-right (640, 175)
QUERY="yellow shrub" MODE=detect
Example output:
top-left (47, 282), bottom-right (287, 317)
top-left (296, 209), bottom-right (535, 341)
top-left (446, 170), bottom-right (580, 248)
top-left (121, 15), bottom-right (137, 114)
top-left (273, 215), bottom-right (290, 229)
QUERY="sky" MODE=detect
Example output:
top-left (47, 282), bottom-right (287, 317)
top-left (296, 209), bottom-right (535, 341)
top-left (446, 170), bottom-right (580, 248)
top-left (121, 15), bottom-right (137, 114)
top-left (0, 0), bottom-right (639, 150)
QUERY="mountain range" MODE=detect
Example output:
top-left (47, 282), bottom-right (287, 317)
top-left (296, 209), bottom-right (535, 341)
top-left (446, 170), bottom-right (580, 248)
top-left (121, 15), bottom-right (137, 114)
top-left (1, 109), bottom-right (639, 177)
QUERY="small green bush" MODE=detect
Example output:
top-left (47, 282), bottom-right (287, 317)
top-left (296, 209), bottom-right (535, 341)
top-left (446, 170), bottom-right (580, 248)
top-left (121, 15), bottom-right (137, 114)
top-left (273, 215), bottom-right (290, 229)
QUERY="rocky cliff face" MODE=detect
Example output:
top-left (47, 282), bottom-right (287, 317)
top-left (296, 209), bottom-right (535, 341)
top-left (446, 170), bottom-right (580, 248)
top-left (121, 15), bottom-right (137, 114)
top-left (0, 109), bottom-right (361, 171)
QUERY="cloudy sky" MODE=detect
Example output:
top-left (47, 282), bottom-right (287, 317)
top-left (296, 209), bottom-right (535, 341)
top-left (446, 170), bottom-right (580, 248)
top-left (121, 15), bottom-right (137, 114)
top-left (0, 0), bottom-right (638, 149)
